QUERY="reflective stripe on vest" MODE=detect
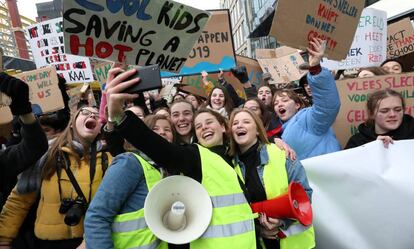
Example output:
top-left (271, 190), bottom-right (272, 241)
top-left (192, 145), bottom-right (256, 249)
top-left (111, 153), bottom-right (167, 249)
top-left (201, 219), bottom-right (255, 239)
top-left (112, 216), bottom-right (147, 233)
top-left (281, 223), bottom-right (312, 237)
top-left (210, 193), bottom-right (247, 208)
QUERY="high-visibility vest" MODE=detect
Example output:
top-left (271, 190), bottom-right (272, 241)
top-left (190, 145), bottom-right (257, 249)
top-left (235, 143), bottom-right (315, 249)
top-left (111, 154), bottom-right (167, 249)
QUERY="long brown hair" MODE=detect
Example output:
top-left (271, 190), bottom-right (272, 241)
top-left (194, 108), bottom-right (230, 144)
top-left (228, 108), bottom-right (269, 157)
top-left (365, 89), bottom-right (405, 127)
top-left (206, 86), bottom-right (234, 115)
top-left (42, 107), bottom-right (99, 179)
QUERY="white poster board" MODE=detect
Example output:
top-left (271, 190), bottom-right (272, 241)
top-left (302, 140), bottom-right (414, 249)
top-left (322, 8), bottom-right (387, 70)
top-left (26, 18), bottom-right (94, 83)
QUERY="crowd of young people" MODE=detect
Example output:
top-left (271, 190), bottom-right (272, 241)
top-left (0, 35), bottom-right (413, 249)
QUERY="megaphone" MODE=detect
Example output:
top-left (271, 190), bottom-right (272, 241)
top-left (144, 175), bottom-right (213, 244)
top-left (250, 182), bottom-right (313, 226)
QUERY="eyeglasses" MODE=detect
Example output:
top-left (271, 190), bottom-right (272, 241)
top-left (79, 108), bottom-right (99, 118)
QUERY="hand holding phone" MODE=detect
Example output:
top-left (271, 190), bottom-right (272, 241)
top-left (123, 65), bottom-right (162, 94)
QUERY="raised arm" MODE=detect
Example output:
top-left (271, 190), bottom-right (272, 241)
top-left (305, 38), bottom-right (341, 135)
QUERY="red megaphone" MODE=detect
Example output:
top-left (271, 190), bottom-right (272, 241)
top-left (250, 182), bottom-right (313, 226)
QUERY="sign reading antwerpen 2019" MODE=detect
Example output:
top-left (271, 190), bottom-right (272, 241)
top-left (63, 0), bottom-right (210, 73)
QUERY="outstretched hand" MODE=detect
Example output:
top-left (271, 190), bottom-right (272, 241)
top-left (105, 68), bottom-right (140, 121)
top-left (377, 135), bottom-right (394, 149)
top-left (307, 37), bottom-right (326, 67)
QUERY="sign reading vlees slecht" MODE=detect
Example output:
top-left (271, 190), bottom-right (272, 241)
top-left (63, 0), bottom-right (210, 73)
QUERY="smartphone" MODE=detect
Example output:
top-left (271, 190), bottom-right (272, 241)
top-left (123, 64), bottom-right (162, 94)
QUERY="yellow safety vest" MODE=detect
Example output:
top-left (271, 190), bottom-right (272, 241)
top-left (235, 143), bottom-right (315, 249)
top-left (111, 154), bottom-right (167, 249)
top-left (190, 145), bottom-right (257, 249)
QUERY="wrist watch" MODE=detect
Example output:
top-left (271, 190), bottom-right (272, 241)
top-left (107, 113), bottom-right (127, 126)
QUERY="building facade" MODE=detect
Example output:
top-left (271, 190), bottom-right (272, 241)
top-left (0, 1), bottom-right (35, 58)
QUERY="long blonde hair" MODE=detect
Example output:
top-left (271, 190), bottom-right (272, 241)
top-left (42, 107), bottom-right (99, 179)
top-left (228, 108), bottom-right (269, 156)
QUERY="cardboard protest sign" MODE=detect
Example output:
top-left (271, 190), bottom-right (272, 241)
top-left (322, 8), bottom-right (387, 70)
top-left (256, 49), bottom-right (277, 59)
top-left (257, 51), bottom-right (306, 85)
top-left (181, 55), bottom-right (264, 100)
top-left (333, 73), bottom-right (414, 147)
top-left (270, 0), bottom-right (365, 60)
top-left (0, 106), bottom-right (13, 125)
top-left (236, 55), bottom-right (263, 86)
top-left (26, 18), bottom-right (94, 83)
top-left (14, 67), bottom-right (64, 115)
top-left (387, 18), bottom-right (414, 58)
top-left (162, 10), bottom-right (236, 77)
top-left (67, 85), bottom-right (83, 115)
top-left (93, 62), bottom-right (114, 90)
top-left (63, 0), bottom-right (210, 73)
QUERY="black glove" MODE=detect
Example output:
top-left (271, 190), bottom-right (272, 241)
top-left (231, 66), bottom-right (249, 83)
top-left (0, 72), bottom-right (32, 115)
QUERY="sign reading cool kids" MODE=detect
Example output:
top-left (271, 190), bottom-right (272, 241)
top-left (63, 0), bottom-right (210, 73)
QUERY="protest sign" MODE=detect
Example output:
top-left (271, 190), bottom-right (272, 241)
top-left (333, 73), bottom-right (414, 147)
top-left (270, 0), bottom-right (365, 60)
top-left (14, 67), bottom-right (64, 115)
top-left (236, 55), bottom-right (263, 86)
top-left (163, 10), bottom-right (236, 76)
top-left (93, 61), bottom-right (114, 90)
top-left (322, 8), bottom-right (387, 70)
top-left (256, 49), bottom-right (277, 59)
top-left (302, 140), bottom-right (414, 249)
top-left (181, 55), bottom-right (263, 99)
top-left (26, 18), bottom-right (94, 83)
top-left (0, 106), bottom-right (12, 125)
top-left (257, 50), bottom-right (306, 85)
top-left (67, 85), bottom-right (83, 115)
top-left (63, 0), bottom-right (210, 73)
top-left (387, 18), bottom-right (414, 58)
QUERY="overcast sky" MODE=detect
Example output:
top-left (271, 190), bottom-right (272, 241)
top-left (17, 0), bottom-right (221, 20)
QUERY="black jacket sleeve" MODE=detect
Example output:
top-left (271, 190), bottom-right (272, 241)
top-left (220, 79), bottom-right (245, 107)
top-left (116, 111), bottom-right (202, 181)
top-left (102, 128), bottom-right (126, 157)
top-left (0, 119), bottom-right (48, 192)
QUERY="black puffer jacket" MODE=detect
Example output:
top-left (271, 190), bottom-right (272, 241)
top-left (345, 114), bottom-right (414, 149)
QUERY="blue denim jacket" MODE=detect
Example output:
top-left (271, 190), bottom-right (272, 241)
top-left (84, 153), bottom-right (151, 249)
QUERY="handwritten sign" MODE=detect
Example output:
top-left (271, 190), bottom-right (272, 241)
top-left (14, 67), bottom-right (64, 115)
top-left (162, 10), bottom-right (235, 77)
top-left (322, 8), bottom-right (387, 70)
top-left (270, 0), bottom-right (365, 60)
top-left (181, 55), bottom-right (263, 99)
top-left (93, 62), bottom-right (114, 90)
top-left (63, 0), bottom-right (210, 73)
top-left (387, 18), bottom-right (414, 59)
top-left (333, 73), bottom-right (414, 147)
top-left (257, 49), bottom-right (306, 85)
top-left (26, 18), bottom-right (94, 83)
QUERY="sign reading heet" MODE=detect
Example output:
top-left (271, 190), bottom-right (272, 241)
top-left (322, 8), bottom-right (387, 70)
top-left (63, 0), bottom-right (210, 73)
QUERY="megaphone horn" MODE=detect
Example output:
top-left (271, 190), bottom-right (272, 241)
top-left (250, 182), bottom-right (313, 226)
top-left (144, 175), bottom-right (213, 245)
